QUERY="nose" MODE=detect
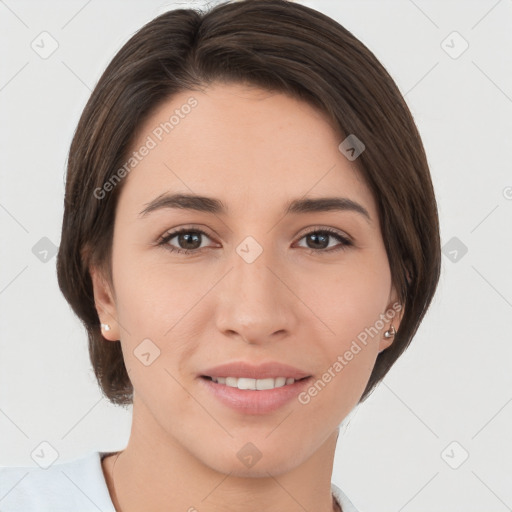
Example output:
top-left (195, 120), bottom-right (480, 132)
top-left (215, 239), bottom-right (298, 346)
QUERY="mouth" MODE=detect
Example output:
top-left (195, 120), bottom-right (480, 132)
top-left (200, 375), bottom-right (311, 391)
top-left (199, 374), bottom-right (314, 414)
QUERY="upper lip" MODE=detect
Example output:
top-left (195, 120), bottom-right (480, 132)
top-left (200, 361), bottom-right (311, 380)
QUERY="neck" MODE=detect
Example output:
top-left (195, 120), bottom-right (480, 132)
top-left (103, 399), bottom-right (341, 512)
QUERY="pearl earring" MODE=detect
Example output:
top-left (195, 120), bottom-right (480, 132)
top-left (101, 323), bottom-right (111, 332)
top-left (384, 324), bottom-right (396, 338)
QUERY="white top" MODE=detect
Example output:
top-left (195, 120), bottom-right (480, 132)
top-left (0, 451), bottom-right (360, 511)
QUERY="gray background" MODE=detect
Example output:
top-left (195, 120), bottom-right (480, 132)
top-left (1, 1), bottom-right (511, 510)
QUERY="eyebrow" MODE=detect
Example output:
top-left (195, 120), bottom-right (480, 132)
top-left (138, 193), bottom-right (371, 222)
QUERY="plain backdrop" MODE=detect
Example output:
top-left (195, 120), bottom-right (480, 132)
top-left (1, 1), bottom-right (511, 511)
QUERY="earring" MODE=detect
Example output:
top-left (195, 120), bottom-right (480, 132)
top-left (101, 323), bottom-right (111, 332)
top-left (384, 324), bottom-right (396, 339)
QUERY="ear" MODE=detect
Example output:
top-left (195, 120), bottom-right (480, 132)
top-left (90, 266), bottom-right (120, 342)
top-left (378, 288), bottom-right (405, 354)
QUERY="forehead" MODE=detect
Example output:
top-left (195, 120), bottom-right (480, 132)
top-left (117, 82), bottom-right (376, 220)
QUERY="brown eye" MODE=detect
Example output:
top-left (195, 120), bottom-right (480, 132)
top-left (296, 228), bottom-right (352, 253)
top-left (158, 227), bottom-right (352, 256)
top-left (159, 229), bottom-right (213, 254)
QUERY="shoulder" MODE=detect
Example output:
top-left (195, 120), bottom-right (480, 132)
top-left (0, 450), bottom-right (116, 512)
top-left (331, 482), bottom-right (362, 512)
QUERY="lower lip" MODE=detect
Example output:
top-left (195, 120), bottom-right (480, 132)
top-left (199, 376), bottom-right (313, 415)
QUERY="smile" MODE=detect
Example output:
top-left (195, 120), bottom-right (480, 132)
top-left (199, 375), bottom-right (313, 414)
top-left (204, 376), bottom-right (303, 390)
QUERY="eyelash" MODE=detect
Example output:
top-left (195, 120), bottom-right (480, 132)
top-left (157, 226), bottom-right (353, 255)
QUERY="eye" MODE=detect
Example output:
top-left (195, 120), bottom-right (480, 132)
top-left (295, 227), bottom-right (352, 254)
top-left (157, 226), bottom-right (353, 255)
top-left (158, 227), bottom-right (215, 255)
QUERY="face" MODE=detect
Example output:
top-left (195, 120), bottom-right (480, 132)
top-left (92, 82), bottom-right (403, 477)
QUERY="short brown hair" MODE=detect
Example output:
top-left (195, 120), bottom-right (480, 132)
top-left (56, 0), bottom-right (441, 406)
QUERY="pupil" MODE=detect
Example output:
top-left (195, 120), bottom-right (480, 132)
top-left (308, 233), bottom-right (328, 249)
top-left (179, 232), bottom-right (201, 250)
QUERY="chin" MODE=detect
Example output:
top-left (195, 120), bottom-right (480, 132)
top-left (210, 457), bottom-right (300, 478)
top-left (196, 441), bottom-right (308, 478)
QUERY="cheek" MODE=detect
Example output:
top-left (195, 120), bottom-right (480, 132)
top-left (295, 325), bottom-right (378, 432)
top-left (303, 253), bottom-right (391, 400)
top-left (307, 255), bottom-right (392, 341)
top-left (112, 246), bottom-right (196, 333)
top-left (111, 250), bottom-right (209, 380)
top-left (298, 268), bottom-right (387, 416)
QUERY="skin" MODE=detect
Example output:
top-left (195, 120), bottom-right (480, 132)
top-left (91, 82), bottom-right (404, 512)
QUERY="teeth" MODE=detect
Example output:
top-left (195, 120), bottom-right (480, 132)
top-left (210, 376), bottom-right (297, 390)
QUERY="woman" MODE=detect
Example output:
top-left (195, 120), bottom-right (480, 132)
top-left (0, 1), bottom-right (440, 511)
